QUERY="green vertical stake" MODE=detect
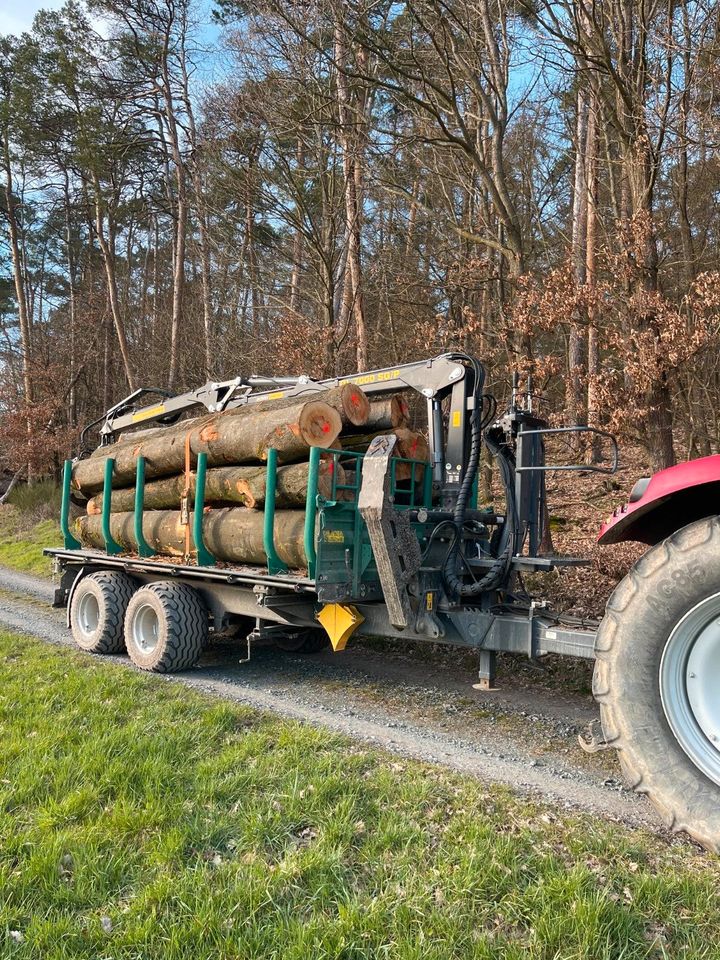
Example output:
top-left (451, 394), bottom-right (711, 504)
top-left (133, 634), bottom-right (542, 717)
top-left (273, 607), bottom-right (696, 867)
top-left (303, 446), bottom-right (321, 579)
top-left (102, 458), bottom-right (122, 555)
top-left (263, 449), bottom-right (288, 574)
top-left (193, 452), bottom-right (215, 567)
top-left (61, 460), bottom-right (81, 549)
top-left (134, 457), bottom-right (154, 558)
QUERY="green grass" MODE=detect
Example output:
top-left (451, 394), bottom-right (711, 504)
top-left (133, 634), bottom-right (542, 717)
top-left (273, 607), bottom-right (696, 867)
top-left (0, 631), bottom-right (719, 959)
top-left (0, 479), bottom-right (63, 576)
top-left (0, 509), bottom-right (60, 576)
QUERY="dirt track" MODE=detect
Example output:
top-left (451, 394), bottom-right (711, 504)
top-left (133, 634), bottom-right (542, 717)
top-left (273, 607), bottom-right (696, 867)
top-left (0, 564), bottom-right (667, 835)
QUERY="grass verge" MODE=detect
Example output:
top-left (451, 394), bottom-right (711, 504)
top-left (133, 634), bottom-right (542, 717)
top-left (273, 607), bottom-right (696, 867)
top-left (0, 630), bottom-right (719, 959)
top-left (0, 508), bottom-right (59, 577)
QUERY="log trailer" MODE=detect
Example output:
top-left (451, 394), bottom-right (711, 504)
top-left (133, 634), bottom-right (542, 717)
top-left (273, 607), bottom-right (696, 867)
top-left (46, 353), bottom-right (720, 851)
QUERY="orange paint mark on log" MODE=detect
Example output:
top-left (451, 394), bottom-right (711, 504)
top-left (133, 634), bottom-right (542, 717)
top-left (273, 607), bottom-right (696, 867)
top-left (199, 426), bottom-right (219, 442)
top-left (290, 423), bottom-right (301, 436)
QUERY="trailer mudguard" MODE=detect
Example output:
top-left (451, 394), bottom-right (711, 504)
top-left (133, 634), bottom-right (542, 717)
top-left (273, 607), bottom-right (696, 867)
top-left (598, 454), bottom-right (720, 545)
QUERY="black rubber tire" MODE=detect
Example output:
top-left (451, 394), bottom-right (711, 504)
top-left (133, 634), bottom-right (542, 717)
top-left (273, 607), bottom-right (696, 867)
top-left (123, 581), bottom-right (208, 672)
top-left (275, 629), bottom-right (330, 654)
top-left (595, 516), bottom-right (720, 852)
top-left (69, 571), bottom-right (136, 654)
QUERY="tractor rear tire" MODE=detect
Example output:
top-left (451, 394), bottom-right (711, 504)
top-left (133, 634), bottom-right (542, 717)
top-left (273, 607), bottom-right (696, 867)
top-left (70, 571), bottom-right (135, 654)
top-left (124, 581), bottom-right (208, 672)
top-left (595, 515), bottom-right (720, 852)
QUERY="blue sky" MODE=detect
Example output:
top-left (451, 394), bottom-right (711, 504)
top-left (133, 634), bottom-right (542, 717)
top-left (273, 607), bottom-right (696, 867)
top-left (0, 0), bottom-right (65, 36)
top-left (0, 0), bottom-right (226, 84)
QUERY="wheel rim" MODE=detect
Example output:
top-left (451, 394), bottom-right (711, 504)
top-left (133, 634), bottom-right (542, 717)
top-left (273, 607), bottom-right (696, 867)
top-left (77, 592), bottom-right (100, 637)
top-left (660, 592), bottom-right (720, 787)
top-left (132, 603), bottom-right (160, 655)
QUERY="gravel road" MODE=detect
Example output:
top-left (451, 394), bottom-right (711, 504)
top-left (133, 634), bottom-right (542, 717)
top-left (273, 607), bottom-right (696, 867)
top-left (0, 563), bottom-right (665, 835)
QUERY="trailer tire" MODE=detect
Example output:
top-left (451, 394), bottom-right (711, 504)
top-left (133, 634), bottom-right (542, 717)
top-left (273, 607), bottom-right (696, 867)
top-left (124, 581), bottom-right (208, 672)
top-left (595, 515), bottom-right (720, 852)
top-left (275, 629), bottom-right (330, 654)
top-left (70, 571), bottom-right (135, 654)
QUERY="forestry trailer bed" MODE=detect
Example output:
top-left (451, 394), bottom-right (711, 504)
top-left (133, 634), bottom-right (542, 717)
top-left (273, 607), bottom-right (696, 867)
top-left (46, 353), bottom-right (720, 851)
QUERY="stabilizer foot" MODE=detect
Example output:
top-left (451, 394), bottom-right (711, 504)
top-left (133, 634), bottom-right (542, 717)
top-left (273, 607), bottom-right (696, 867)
top-left (474, 649), bottom-right (498, 691)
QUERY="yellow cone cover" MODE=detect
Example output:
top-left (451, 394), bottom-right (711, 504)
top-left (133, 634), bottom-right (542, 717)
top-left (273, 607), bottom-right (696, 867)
top-left (317, 603), bottom-right (364, 652)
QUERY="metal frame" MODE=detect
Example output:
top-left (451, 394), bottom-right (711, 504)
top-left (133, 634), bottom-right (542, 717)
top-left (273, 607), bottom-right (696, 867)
top-left (48, 547), bottom-right (598, 661)
top-left (93, 355), bottom-right (472, 447)
top-left (193, 453), bottom-right (215, 567)
top-left (515, 425), bottom-right (619, 475)
top-left (47, 547), bottom-right (316, 593)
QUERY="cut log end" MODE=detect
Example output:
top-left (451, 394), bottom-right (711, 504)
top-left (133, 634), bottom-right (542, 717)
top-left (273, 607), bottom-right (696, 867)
top-left (394, 426), bottom-right (429, 462)
top-left (297, 402), bottom-right (343, 448)
top-left (340, 384), bottom-right (371, 427)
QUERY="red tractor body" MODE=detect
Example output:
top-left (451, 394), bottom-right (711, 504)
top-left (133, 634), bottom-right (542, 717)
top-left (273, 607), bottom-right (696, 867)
top-left (599, 454), bottom-right (720, 545)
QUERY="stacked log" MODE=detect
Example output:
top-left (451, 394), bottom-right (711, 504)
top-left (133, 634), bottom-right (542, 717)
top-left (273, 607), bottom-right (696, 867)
top-left (365, 396), bottom-right (410, 431)
top-left (72, 395), bottom-right (346, 494)
top-left (73, 383), bottom-right (428, 569)
top-left (86, 460), bottom-right (340, 514)
top-left (78, 509), bottom-right (307, 568)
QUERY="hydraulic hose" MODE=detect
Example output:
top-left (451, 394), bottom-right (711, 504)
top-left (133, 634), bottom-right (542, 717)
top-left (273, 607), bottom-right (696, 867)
top-left (439, 354), bottom-right (517, 599)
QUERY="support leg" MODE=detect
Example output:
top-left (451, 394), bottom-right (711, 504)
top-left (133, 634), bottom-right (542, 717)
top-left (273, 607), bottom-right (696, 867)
top-left (474, 649), bottom-right (498, 691)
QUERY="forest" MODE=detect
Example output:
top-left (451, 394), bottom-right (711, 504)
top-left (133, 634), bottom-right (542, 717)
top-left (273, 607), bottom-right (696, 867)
top-left (1, 0), bottom-right (720, 487)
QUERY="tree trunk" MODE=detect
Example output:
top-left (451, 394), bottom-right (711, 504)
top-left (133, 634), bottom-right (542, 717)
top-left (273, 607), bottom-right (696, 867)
top-left (158, 23), bottom-right (189, 391)
top-left (289, 136), bottom-right (305, 317)
top-left (567, 82), bottom-right (588, 429)
top-left (334, 24), bottom-right (367, 370)
top-left (2, 139), bottom-right (33, 408)
top-left (179, 22), bottom-right (213, 379)
top-left (72, 397), bottom-right (343, 494)
top-left (93, 177), bottom-right (135, 390)
top-left (585, 86), bottom-right (601, 463)
top-left (675, 0), bottom-right (696, 287)
top-left (77, 507), bottom-right (308, 568)
top-left (322, 383), bottom-right (370, 427)
top-left (87, 459), bottom-right (342, 513)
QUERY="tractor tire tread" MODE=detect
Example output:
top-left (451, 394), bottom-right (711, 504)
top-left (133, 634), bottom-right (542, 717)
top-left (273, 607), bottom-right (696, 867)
top-left (594, 515), bottom-right (720, 852)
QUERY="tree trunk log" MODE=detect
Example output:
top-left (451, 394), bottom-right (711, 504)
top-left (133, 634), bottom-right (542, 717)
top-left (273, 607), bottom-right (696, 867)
top-left (72, 397), bottom-right (342, 495)
top-left (341, 427), bottom-right (428, 461)
top-left (76, 508), bottom-right (308, 568)
top-left (86, 460), bottom-right (342, 514)
top-left (88, 422), bottom-right (177, 456)
top-left (341, 427), bottom-right (429, 482)
top-left (364, 397), bottom-right (410, 431)
top-left (88, 385), bottom-right (365, 462)
top-left (320, 383), bottom-right (369, 427)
